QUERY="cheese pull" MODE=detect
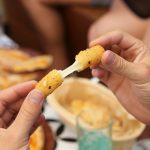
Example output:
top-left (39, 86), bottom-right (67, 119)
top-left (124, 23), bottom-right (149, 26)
top-left (36, 45), bottom-right (104, 97)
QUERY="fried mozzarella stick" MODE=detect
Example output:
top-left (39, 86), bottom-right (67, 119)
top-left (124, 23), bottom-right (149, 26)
top-left (36, 69), bottom-right (63, 97)
top-left (36, 45), bottom-right (104, 96)
top-left (62, 45), bottom-right (104, 77)
top-left (76, 45), bottom-right (104, 71)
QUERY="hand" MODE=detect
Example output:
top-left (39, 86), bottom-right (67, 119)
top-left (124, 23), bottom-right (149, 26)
top-left (90, 31), bottom-right (150, 124)
top-left (0, 81), bottom-right (45, 150)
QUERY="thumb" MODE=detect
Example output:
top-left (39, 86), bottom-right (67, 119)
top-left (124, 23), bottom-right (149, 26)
top-left (101, 50), bottom-right (140, 80)
top-left (9, 89), bottom-right (44, 137)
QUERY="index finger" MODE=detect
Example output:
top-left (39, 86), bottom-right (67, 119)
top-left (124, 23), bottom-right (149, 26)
top-left (0, 81), bottom-right (37, 104)
top-left (90, 30), bottom-right (143, 51)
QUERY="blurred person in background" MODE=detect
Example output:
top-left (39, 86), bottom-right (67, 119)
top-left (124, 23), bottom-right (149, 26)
top-left (13, 0), bottom-right (68, 69)
top-left (88, 0), bottom-right (150, 48)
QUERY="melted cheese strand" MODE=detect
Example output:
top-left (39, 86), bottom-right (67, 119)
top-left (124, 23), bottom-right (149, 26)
top-left (61, 62), bottom-right (79, 78)
top-left (36, 45), bottom-right (104, 97)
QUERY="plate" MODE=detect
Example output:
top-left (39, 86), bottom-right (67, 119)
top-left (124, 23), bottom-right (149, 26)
top-left (41, 120), bottom-right (55, 150)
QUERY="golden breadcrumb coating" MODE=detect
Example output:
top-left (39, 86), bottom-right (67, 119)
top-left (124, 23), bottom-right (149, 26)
top-left (36, 69), bottom-right (63, 96)
top-left (36, 45), bottom-right (104, 96)
top-left (75, 45), bottom-right (104, 71)
top-left (12, 55), bottom-right (52, 73)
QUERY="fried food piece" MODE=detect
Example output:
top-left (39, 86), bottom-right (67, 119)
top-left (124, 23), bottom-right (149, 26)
top-left (0, 68), bottom-right (37, 90)
top-left (0, 48), bottom-right (30, 60)
top-left (36, 45), bottom-right (104, 97)
top-left (29, 126), bottom-right (44, 150)
top-left (62, 45), bottom-right (105, 77)
top-left (75, 45), bottom-right (104, 71)
top-left (36, 69), bottom-right (63, 96)
top-left (12, 55), bottom-right (52, 73)
top-left (0, 49), bottom-right (52, 73)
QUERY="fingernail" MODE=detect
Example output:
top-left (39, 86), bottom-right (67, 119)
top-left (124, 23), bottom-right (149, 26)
top-left (28, 89), bottom-right (44, 104)
top-left (105, 51), bottom-right (115, 65)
